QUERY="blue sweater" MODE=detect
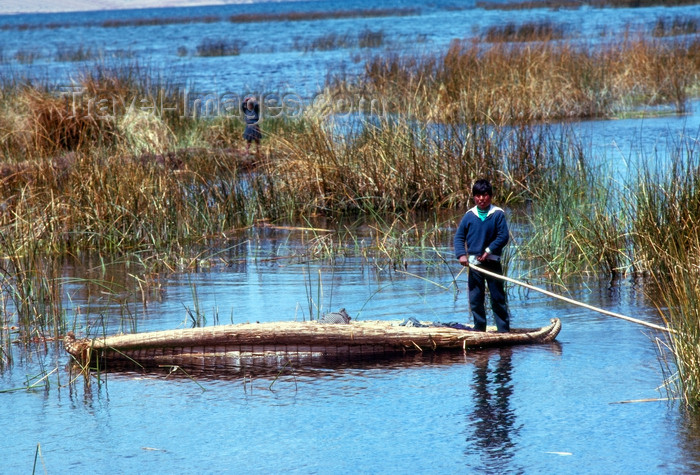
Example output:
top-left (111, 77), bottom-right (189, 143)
top-left (454, 205), bottom-right (509, 260)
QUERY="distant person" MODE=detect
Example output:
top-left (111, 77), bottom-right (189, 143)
top-left (241, 96), bottom-right (261, 155)
top-left (454, 178), bottom-right (511, 333)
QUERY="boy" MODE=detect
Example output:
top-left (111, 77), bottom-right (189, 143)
top-left (454, 179), bottom-right (511, 332)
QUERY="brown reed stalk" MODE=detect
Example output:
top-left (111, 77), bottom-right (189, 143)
top-left (265, 114), bottom-right (567, 217)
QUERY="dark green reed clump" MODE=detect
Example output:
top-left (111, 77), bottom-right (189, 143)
top-left (13, 49), bottom-right (41, 64)
top-left (55, 44), bottom-right (97, 62)
top-left (358, 29), bottom-right (385, 48)
top-left (195, 39), bottom-right (245, 57)
top-left (293, 29), bottom-right (385, 52)
top-left (483, 21), bottom-right (568, 43)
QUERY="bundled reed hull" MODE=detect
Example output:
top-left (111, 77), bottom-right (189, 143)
top-left (64, 319), bottom-right (561, 369)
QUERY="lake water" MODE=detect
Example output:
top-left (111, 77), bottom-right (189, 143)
top-left (2, 0), bottom-right (700, 473)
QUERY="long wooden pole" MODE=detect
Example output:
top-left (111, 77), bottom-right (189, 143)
top-left (468, 263), bottom-right (675, 334)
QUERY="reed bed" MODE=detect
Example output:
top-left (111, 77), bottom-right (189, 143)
top-left (101, 15), bottom-right (221, 28)
top-left (0, 8), bottom-right (418, 32)
top-left (196, 39), bottom-right (245, 57)
top-left (341, 34), bottom-right (700, 124)
top-left (630, 154), bottom-right (700, 410)
top-left (0, 15), bottom-right (222, 31)
top-left (476, 0), bottom-right (700, 10)
top-left (266, 116), bottom-right (563, 216)
top-left (228, 8), bottom-right (418, 24)
top-left (652, 16), bottom-right (700, 37)
top-left (516, 142), bottom-right (631, 277)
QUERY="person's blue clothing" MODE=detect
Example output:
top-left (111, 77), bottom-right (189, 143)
top-left (454, 205), bottom-right (509, 260)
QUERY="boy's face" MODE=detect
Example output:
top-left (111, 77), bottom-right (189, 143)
top-left (474, 193), bottom-right (492, 210)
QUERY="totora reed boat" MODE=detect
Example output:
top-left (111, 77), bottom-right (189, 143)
top-left (64, 318), bottom-right (561, 370)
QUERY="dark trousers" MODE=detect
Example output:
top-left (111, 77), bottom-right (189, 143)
top-left (468, 260), bottom-right (510, 332)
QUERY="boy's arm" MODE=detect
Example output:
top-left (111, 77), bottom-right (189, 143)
top-left (454, 216), bottom-right (468, 260)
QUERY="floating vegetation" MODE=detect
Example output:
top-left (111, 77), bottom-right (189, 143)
top-left (195, 39), bottom-right (246, 57)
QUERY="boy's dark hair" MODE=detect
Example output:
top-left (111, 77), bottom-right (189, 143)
top-left (472, 179), bottom-right (493, 196)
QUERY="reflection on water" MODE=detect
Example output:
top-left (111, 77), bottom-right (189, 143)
top-left (466, 348), bottom-right (521, 474)
top-left (80, 349), bottom-right (486, 384)
top-left (678, 415), bottom-right (700, 473)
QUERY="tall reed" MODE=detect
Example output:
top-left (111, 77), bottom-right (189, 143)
top-left (631, 145), bottom-right (700, 410)
top-left (267, 115), bottom-right (569, 217)
top-left (517, 138), bottom-right (631, 276)
top-left (0, 230), bottom-right (64, 346)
